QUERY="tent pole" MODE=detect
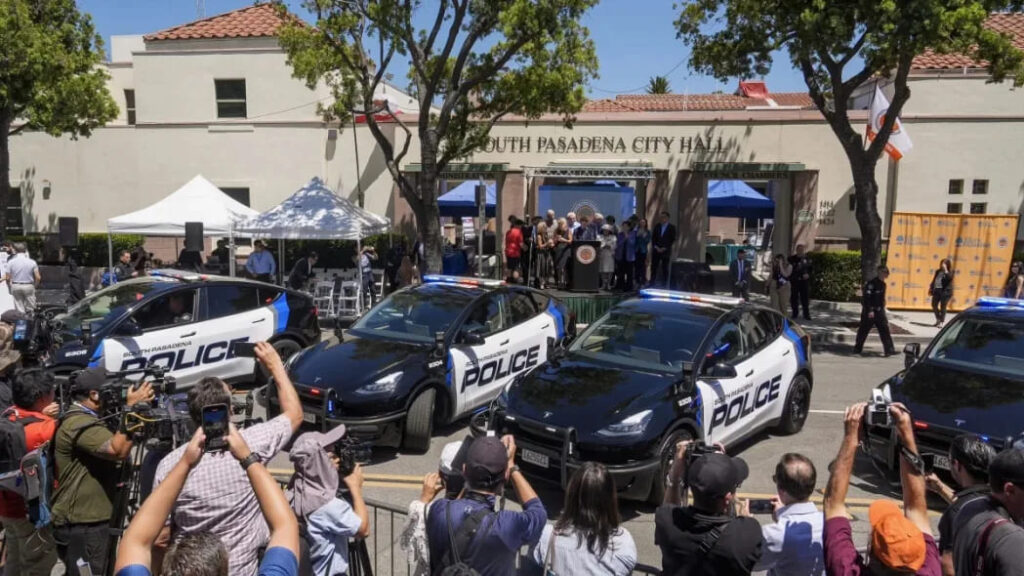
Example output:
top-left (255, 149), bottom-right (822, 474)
top-left (107, 231), bottom-right (114, 283)
top-left (278, 238), bottom-right (285, 285)
top-left (228, 227), bottom-right (236, 277)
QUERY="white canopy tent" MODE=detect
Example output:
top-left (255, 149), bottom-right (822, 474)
top-left (106, 175), bottom-right (259, 275)
top-left (235, 177), bottom-right (391, 314)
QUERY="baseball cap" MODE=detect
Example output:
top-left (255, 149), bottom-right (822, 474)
top-left (439, 441), bottom-right (465, 476)
top-left (464, 436), bottom-right (509, 486)
top-left (294, 424), bottom-right (347, 452)
top-left (71, 367), bottom-right (108, 393)
top-left (868, 500), bottom-right (927, 572)
top-left (686, 452), bottom-right (749, 499)
top-left (989, 448), bottom-right (1024, 488)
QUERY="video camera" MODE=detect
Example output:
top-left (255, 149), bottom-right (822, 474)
top-left (2, 309), bottom-right (55, 366)
top-left (334, 434), bottom-right (372, 484)
top-left (684, 440), bottom-right (723, 468)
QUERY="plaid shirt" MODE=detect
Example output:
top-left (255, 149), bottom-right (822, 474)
top-left (154, 415), bottom-right (293, 576)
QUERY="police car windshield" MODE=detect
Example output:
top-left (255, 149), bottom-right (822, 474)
top-left (570, 302), bottom-right (719, 372)
top-left (58, 277), bottom-right (179, 332)
top-left (926, 315), bottom-right (1024, 379)
top-left (350, 285), bottom-right (476, 343)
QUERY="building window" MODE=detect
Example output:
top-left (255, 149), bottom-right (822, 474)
top-left (948, 179), bottom-right (963, 195)
top-left (737, 217), bottom-right (759, 232)
top-left (972, 180), bottom-right (988, 195)
top-left (124, 89), bottom-right (136, 125)
top-left (214, 79), bottom-right (247, 118)
top-left (947, 203), bottom-right (962, 214)
top-left (970, 202), bottom-right (987, 214)
top-left (219, 187), bottom-right (250, 206)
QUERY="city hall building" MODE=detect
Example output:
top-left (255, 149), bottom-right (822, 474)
top-left (9, 5), bottom-right (1024, 261)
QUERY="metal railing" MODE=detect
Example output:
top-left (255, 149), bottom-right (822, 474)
top-left (360, 497), bottom-right (662, 576)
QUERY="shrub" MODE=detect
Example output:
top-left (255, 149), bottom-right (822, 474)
top-left (808, 251), bottom-right (862, 302)
top-left (7, 233), bottom-right (146, 267)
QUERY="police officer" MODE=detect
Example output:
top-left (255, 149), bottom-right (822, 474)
top-left (853, 265), bottom-right (896, 356)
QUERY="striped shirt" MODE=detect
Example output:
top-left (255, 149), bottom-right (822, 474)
top-left (530, 524), bottom-right (637, 576)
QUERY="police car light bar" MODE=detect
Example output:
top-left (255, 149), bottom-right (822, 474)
top-left (149, 269), bottom-right (206, 282)
top-left (976, 297), bottom-right (1024, 308)
top-left (639, 289), bottom-right (743, 307)
top-left (422, 275), bottom-right (505, 288)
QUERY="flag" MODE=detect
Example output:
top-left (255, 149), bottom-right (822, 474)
top-left (866, 86), bottom-right (912, 160)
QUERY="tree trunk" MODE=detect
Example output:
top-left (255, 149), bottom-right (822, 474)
top-left (0, 120), bottom-right (10, 236)
top-left (412, 132), bottom-right (445, 274)
top-left (851, 157), bottom-right (884, 283)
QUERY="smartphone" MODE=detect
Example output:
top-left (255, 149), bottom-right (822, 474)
top-left (748, 498), bottom-right (775, 514)
top-left (921, 453), bottom-right (935, 475)
top-left (202, 403), bottom-right (230, 451)
top-left (231, 341), bottom-right (257, 358)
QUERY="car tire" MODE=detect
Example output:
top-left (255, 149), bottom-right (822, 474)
top-left (775, 374), bottom-right (811, 435)
top-left (648, 428), bottom-right (694, 506)
top-left (403, 388), bottom-right (435, 454)
top-left (255, 338), bottom-right (302, 385)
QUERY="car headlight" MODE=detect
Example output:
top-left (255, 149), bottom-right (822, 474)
top-left (596, 409), bottom-right (653, 438)
top-left (354, 371), bottom-right (403, 396)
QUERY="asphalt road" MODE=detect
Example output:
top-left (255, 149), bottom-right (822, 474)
top-left (261, 348), bottom-right (942, 574)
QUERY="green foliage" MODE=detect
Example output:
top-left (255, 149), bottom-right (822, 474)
top-left (7, 233), bottom-right (144, 267)
top-left (1, 0), bottom-right (119, 231)
top-left (646, 75), bottom-right (672, 94)
top-left (808, 251), bottom-right (863, 302)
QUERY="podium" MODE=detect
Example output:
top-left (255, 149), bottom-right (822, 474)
top-left (569, 241), bottom-right (600, 292)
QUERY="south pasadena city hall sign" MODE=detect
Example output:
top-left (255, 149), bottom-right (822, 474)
top-left (480, 134), bottom-right (725, 155)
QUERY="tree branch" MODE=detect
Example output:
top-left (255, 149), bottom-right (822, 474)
top-left (842, 65), bottom-right (875, 95)
top-left (437, 35), bottom-right (529, 137)
top-left (438, 102), bottom-right (518, 168)
top-left (838, 32), bottom-right (868, 68)
top-left (423, 0), bottom-right (450, 58)
top-left (423, 0), bottom-right (469, 110)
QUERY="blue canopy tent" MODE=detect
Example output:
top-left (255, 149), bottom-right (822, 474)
top-left (707, 180), bottom-right (775, 219)
top-left (438, 181), bottom-right (496, 217)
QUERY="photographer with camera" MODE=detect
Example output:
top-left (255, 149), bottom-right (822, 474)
top-left (287, 426), bottom-right (369, 575)
top-left (50, 367), bottom-right (155, 575)
top-left (400, 441), bottom-right (470, 576)
top-left (153, 340), bottom-right (302, 576)
top-left (924, 434), bottom-right (996, 576)
top-left (824, 403), bottom-right (939, 576)
top-left (114, 424), bottom-right (300, 576)
top-left (654, 441), bottom-right (763, 576)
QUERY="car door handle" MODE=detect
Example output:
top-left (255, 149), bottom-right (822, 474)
top-left (745, 369), bottom-right (754, 377)
top-left (541, 323), bottom-right (550, 329)
top-left (252, 318), bottom-right (265, 324)
top-left (499, 339), bottom-right (509, 346)
top-left (783, 349), bottom-right (791, 356)
top-left (180, 332), bottom-right (196, 338)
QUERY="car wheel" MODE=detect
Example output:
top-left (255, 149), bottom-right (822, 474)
top-left (403, 388), bottom-right (436, 454)
top-left (648, 428), bottom-right (694, 505)
top-left (255, 338), bottom-right (302, 385)
top-left (775, 374), bottom-right (811, 435)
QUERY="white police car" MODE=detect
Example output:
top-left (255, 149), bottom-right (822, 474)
top-left (271, 275), bottom-right (575, 452)
top-left (47, 270), bottom-right (320, 387)
top-left (489, 289), bottom-right (813, 502)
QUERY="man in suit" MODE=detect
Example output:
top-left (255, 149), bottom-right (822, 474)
top-left (651, 211), bottom-right (676, 287)
top-left (729, 249), bottom-right (753, 299)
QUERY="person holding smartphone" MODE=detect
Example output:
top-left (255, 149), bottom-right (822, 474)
top-left (743, 453), bottom-right (823, 576)
top-left (152, 341), bottom-right (303, 576)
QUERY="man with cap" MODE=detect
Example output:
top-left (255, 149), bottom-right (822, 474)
top-left (823, 402), bottom-right (940, 576)
top-left (287, 425), bottom-right (369, 576)
top-left (425, 434), bottom-right (546, 576)
top-left (655, 442), bottom-right (763, 575)
top-left (951, 448), bottom-right (1024, 576)
top-left (51, 366), bottom-right (155, 575)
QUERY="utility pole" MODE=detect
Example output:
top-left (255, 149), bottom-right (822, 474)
top-left (196, 0), bottom-right (205, 19)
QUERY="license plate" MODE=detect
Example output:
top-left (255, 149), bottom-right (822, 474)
top-left (934, 454), bottom-right (951, 471)
top-left (521, 449), bottom-right (549, 469)
top-left (302, 412), bottom-right (318, 425)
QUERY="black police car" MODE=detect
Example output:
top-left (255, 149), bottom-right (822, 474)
top-left (866, 297), bottom-right (1024, 471)
top-left (45, 270), bottom-right (319, 387)
top-left (488, 289), bottom-right (813, 503)
top-left (272, 275), bottom-right (575, 452)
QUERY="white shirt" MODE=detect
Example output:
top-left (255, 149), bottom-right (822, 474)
top-left (754, 501), bottom-right (825, 576)
top-left (532, 524), bottom-right (637, 576)
top-left (7, 254), bottom-right (38, 284)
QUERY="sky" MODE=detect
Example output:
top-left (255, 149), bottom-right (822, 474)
top-left (76, 0), bottom-right (810, 97)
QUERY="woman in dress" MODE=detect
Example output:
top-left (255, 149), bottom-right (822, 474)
top-left (928, 258), bottom-right (954, 326)
top-left (554, 218), bottom-right (573, 289)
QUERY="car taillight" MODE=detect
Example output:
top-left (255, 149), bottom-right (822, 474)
top-left (913, 420), bottom-right (929, 430)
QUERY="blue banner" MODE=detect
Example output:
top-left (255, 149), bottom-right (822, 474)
top-left (538, 185), bottom-right (635, 222)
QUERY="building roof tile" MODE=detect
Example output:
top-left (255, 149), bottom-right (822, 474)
top-left (584, 92), bottom-right (815, 113)
top-left (911, 13), bottom-right (1024, 70)
top-left (144, 4), bottom-right (289, 41)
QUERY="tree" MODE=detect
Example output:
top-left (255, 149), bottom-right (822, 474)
top-left (1, 0), bottom-right (118, 234)
top-left (646, 75), bottom-right (672, 94)
top-left (676, 1), bottom-right (1024, 281)
top-left (276, 0), bottom-right (598, 273)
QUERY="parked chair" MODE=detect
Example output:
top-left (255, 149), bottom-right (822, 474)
top-left (312, 281), bottom-right (335, 319)
top-left (336, 280), bottom-right (360, 317)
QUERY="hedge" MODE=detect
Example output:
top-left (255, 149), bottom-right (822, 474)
top-left (7, 233), bottom-right (145, 267)
top-left (807, 251), bottom-right (863, 302)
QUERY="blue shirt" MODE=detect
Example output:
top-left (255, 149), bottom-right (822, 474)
top-left (754, 501), bottom-right (824, 576)
top-left (636, 231), bottom-right (651, 255)
top-left (246, 250), bottom-right (277, 276)
top-left (426, 495), bottom-right (547, 576)
top-left (307, 498), bottom-right (363, 576)
top-left (116, 546), bottom-right (298, 576)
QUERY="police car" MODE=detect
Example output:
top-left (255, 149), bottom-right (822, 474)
top-left (866, 297), bottom-right (1024, 472)
top-left (488, 289), bottom-right (813, 503)
top-left (272, 275), bottom-right (575, 452)
top-left (47, 270), bottom-right (320, 386)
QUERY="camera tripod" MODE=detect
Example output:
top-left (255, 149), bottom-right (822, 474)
top-left (103, 440), bottom-right (148, 575)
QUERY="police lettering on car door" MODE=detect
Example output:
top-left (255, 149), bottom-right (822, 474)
top-left (461, 344), bottom-right (540, 391)
top-left (118, 337), bottom-right (250, 372)
top-left (708, 374), bottom-right (783, 434)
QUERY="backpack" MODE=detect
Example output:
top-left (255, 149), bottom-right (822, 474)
top-left (436, 502), bottom-right (496, 576)
top-left (0, 409), bottom-right (53, 528)
top-left (0, 409), bottom-right (41, 475)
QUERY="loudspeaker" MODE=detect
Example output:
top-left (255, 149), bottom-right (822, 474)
top-left (58, 217), bottom-right (78, 247)
top-left (185, 222), bottom-right (204, 252)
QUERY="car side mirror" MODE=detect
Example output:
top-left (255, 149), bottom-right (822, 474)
top-left (702, 362), bottom-right (737, 380)
top-left (433, 331), bottom-right (446, 357)
top-left (460, 329), bottom-right (485, 346)
top-left (903, 342), bottom-right (920, 369)
top-left (115, 319), bottom-right (143, 337)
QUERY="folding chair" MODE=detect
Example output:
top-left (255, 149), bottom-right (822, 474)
top-left (312, 281), bottom-right (335, 320)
